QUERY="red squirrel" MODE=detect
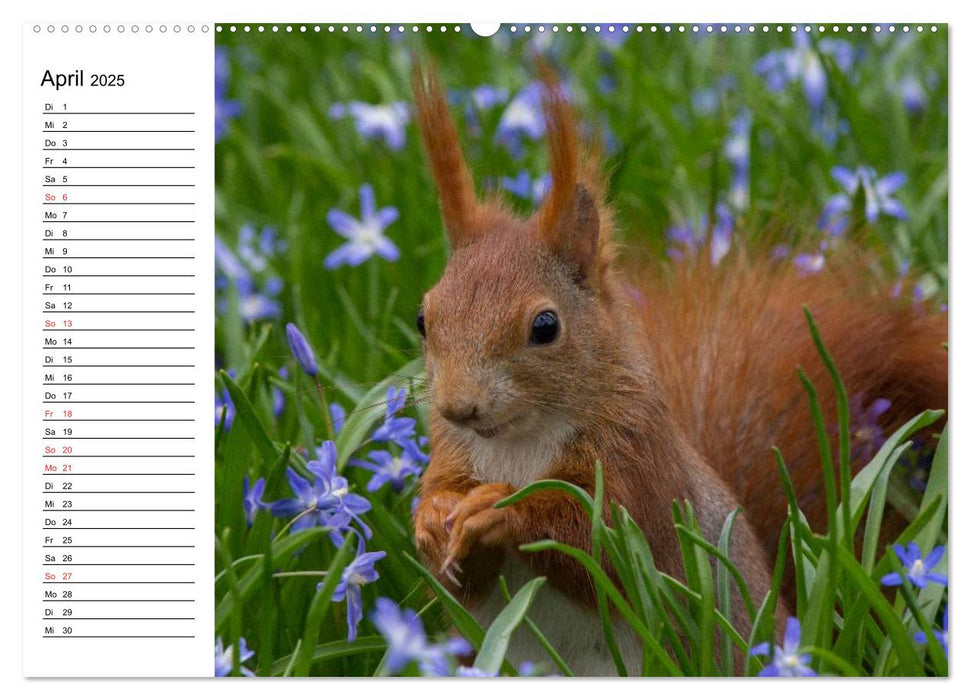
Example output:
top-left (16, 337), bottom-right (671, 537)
top-left (409, 64), bottom-right (947, 676)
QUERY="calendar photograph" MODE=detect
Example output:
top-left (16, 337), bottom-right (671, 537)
top-left (211, 24), bottom-right (948, 677)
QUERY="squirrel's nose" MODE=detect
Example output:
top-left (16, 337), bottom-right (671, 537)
top-left (438, 399), bottom-right (480, 425)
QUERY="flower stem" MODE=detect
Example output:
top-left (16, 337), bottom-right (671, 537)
top-left (315, 377), bottom-right (336, 443)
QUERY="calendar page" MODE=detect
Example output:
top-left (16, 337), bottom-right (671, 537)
top-left (18, 12), bottom-right (953, 686)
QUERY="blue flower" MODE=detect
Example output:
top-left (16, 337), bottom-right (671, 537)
top-left (899, 439), bottom-right (934, 493)
top-left (793, 250), bottom-right (826, 276)
top-left (272, 367), bottom-right (288, 418)
top-left (214, 637), bottom-right (255, 676)
top-left (850, 395), bottom-right (891, 462)
top-left (266, 441), bottom-right (371, 545)
top-left (242, 476), bottom-right (266, 527)
top-left (691, 75), bottom-right (737, 116)
top-left (820, 166), bottom-right (908, 235)
top-left (455, 666), bottom-right (498, 677)
top-left (370, 597), bottom-right (473, 676)
top-left (327, 538), bottom-right (386, 642)
top-left (754, 33), bottom-right (853, 110)
top-left (724, 111), bottom-right (751, 210)
top-left (215, 369), bottom-right (236, 430)
top-left (500, 171), bottom-right (552, 205)
top-left (810, 102), bottom-right (850, 147)
top-left (214, 48), bottom-right (241, 142)
top-left (330, 402), bottom-right (346, 434)
top-left (349, 443), bottom-right (425, 493)
top-left (330, 101), bottom-right (409, 150)
top-left (667, 203), bottom-right (733, 265)
top-left (370, 386), bottom-right (416, 446)
top-left (236, 224), bottom-right (285, 273)
top-left (881, 542), bottom-right (947, 588)
top-left (214, 236), bottom-right (283, 322)
top-left (324, 184), bottom-right (400, 269)
top-left (914, 605), bottom-right (948, 657)
top-left (285, 322), bottom-right (318, 377)
top-left (749, 617), bottom-right (816, 677)
top-left (496, 83), bottom-right (547, 154)
top-left (898, 75), bottom-right (928, 115)
top-left (469, 84), bottom-right (509, 111)
top-left (236, 276), bottom-right (283, 322)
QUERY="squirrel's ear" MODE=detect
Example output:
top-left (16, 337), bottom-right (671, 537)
top-left (534, 70), bottom-right (602, 283)
top-left (546, 184), bottom-right (600, 282)
top-left (411, 59), bottom-right (478, 248)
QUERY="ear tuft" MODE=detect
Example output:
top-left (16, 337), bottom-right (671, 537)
top-left (411, 59), bottom-right (478, 248)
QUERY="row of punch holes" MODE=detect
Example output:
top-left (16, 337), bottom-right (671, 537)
top-left (34, 24), bottom-right (940, 35)
top-left (214, 24), bottom-right (938, 35)
top-left (34, 24), bottom-right (208, 33)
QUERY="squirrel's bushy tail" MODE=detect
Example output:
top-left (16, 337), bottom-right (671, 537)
top-left (633, 250), bottom-right (947, 555)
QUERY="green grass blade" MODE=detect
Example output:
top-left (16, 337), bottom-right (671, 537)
top-left (402, 553), bottom-right (485, 641)
top-left (519, 539), bottom-right (682, 676)
top-left (292, 535), bottom-right (357, 676)
top-left (803, 307), bottom-right (853, 550)
top-left (498, 576), bottom-right (574, 676)
top-left (220, 368), bottom-right (279, 463)
top-left (474, 576), bottom-right (546, 675)
top-left (269, 637), bottom-right (387, 676)
top-left (494, 478), bottom-right (594, 518)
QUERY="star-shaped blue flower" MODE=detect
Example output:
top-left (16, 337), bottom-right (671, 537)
top-left (326, 539), bottom-right (386, 642)
top-left (324, 184), bottom-right (400, 269)
top-left (329, 101), bottom-right (410, 150)
top-left (214, 637), bottom-right (255, 677)
top-left (348, 441), bottom-right (426, 493)
top-left (881, 542), bottom-right (947, 588)
top-left (820, 166), bottom-right (908, 235)
top-left (370, 597), bottom-right (472, 676)
top-left (749, 617), bottom-right (816, 677)
top-left (370, 386), bottom-right (417, 447)
top-left (266, 441), bottom-right (371, 544)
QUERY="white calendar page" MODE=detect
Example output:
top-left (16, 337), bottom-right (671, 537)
top-left (7, 0), bottom-right (967, 693)
top-left (21, 23), bottom-right (215, 677)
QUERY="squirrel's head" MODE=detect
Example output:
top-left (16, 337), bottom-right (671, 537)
top-left (413, 63), bottom-right (630, 441)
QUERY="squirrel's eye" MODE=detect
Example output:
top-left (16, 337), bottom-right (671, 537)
top-left (416, 310), bottom-right (426, 338)
top-left (529, 311), bottom-right (559, 345)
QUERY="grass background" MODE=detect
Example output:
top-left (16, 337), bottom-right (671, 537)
top-left (213, 24), bottom-right (948, 676)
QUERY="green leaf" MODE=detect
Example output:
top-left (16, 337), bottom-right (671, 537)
top-left (219, 369), bottom-right (279, 464)
top-left (494, 478), bottom-right (595, 518)
top-left (519, 539), bottom-right (682, 676)
top-left (334, 358), bottom-right (424, 469)
top-left (215, 527), bottom-right (330, 633)
top-left (401, 552), bottom-right (485, 647)
top-left (269, 637), bottom-right (387, 676)
top-left (474, 577), bottom-right (546, 674)
top-left (292, 534), bottom-right (357, 676)
top-left (803, 308), bottom-right (853, 549)
top-left (826, 540), bottom-right (924, 675)
top-left (497, 576), bottom-right (574, 677)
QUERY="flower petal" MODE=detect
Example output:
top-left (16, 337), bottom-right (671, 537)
top-left (880, 572), bottom-right (903, 586)
top-left (359, 184), bottom-right (376, 220)
top-left (876, 172), bottom-right (907, 197)
top-left (831, 166), bottom-right (858, 192)
top-left (326, 209), bottom-right (361, 239)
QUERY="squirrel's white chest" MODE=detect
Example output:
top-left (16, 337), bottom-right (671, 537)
top-left (468, 420), bottom-right (574, 488)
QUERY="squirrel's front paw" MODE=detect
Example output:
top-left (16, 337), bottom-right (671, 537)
top-left (442, 483), bottom-right (519, 574)
top-left (413, 491), bottom-right (463, 579)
